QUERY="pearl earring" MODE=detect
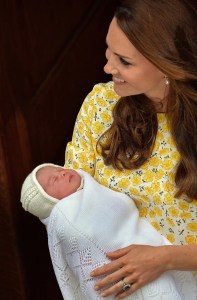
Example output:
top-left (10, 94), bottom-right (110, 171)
top-left (164, 76), bottom-right (170, 85)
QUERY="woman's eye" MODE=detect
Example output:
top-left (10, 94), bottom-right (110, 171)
top-left (119, 57), bottom-right (130, 66)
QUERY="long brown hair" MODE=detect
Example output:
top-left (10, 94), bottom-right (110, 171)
top-left (97, 0), bottom-right (197, 200)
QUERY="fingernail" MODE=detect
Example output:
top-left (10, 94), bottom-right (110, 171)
top-left (94, 285), bottom-right (99, 291)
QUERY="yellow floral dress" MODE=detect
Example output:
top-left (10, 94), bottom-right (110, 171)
top-left (65, 81), bottom-right (197, 246)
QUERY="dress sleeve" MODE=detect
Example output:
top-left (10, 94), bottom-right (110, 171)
top-left (64, 89), bottom-right (96, 176)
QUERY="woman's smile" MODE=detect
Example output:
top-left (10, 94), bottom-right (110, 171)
top-left (113, 76), bottom-right (126, 85)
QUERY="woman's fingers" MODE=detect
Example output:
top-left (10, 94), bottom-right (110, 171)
top-left (91, 246), bottom-right (134, 277)
top-left (94, 267), bottom-right (124, 290)
top-left (92, 265), bottom-right (140, 298)
top-left (106, 246), bottom-right (132, 259)
top-left (115, 281), bottom-right (139, 299)
top-left (90, 246), bottom-right (140, 298)
top-left (91, 258), bottom-right (124, 277)
top-left (98, 274), bottom-right (138, 298)
top-left (100, 278), bottom-right (132, 298)
top-left (90, 245), bottom-right (167, 298)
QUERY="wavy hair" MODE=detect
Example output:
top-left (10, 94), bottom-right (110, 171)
top-left (98, 0), bottom-right (197, 200)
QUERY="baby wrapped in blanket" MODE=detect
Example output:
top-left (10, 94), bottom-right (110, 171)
top-left (20, 163), bottom-right (197, 300)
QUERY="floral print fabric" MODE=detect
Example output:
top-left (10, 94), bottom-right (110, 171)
top-left (65, 81), bottom-right (197, 246)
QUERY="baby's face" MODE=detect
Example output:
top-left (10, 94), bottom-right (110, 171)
top-left (36, 166), bottom-right (81, 199)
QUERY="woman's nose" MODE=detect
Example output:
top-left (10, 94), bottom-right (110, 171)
top-left (104, 50), bottom-right (118, 75)
top-left (104, 61), bottom-right (118, 75)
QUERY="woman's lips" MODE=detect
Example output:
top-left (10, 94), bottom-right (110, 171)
top-left (113, 76), bottom-right (126, 85)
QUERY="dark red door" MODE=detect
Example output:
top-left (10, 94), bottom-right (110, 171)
top-left (0, 1), bottom-right (118, 298)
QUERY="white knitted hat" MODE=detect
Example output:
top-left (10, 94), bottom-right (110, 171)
top-left (20, 163), bottom-right (61, 219)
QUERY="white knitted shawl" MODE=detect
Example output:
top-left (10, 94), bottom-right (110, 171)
top-left (44, 170), bottom-right (197, 300)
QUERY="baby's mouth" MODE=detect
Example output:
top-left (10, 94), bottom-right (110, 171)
top-left (69, 174), bottom-right (73, 182)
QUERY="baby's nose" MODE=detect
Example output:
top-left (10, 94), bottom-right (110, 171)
top-left (59, 169), bottom-right (67, 177)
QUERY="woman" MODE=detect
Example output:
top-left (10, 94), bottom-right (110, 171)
top-left (65, 0), bottom-right (197, 298)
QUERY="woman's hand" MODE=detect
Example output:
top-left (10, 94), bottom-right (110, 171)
top-left (90, 244), bottom-right (169, 299)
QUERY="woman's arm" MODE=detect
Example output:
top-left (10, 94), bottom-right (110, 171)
top-left (90, 243), bottom-right (197, 299)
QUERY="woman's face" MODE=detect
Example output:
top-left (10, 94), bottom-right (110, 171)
top-left (104, 18), bottom-right (168, 102)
